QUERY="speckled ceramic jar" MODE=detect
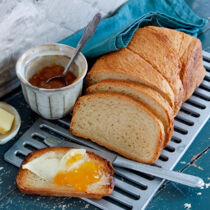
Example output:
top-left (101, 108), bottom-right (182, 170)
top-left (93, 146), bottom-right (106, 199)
top-left (16, 43), bottom-right (88, 120)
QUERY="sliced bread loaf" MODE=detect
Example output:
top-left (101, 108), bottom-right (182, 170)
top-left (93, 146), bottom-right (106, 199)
top-left (70, 93), bottom-right (165, 164)
top-left (86, 80), bottom-right (174, 147)
top-left (86, 48), bottom-right (175, 110)
top-left (17, 147), bottom-right (114, 198)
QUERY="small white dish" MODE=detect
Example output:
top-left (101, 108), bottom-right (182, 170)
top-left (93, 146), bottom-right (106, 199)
top-left (16, 43), bottom-right (88, 120)
top-left (0, 102), bottom-right (21, 145)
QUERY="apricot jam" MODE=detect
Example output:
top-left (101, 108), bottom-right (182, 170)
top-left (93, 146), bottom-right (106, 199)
top-left (54, 161), bottom-right (101, 192)
top-left (29, 64), bottom-right (76, 89)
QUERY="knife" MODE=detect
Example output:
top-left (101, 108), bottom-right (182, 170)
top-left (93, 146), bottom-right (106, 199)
top-left (44, 138), bottom-right (204, 188)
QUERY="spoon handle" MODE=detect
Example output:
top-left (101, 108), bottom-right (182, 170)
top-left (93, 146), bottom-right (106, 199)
top-left (63, 13), bottom-right (101, 76)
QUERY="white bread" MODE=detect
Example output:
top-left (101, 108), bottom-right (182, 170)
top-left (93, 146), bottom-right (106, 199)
top-left (86, 48), bottom-right (175, 110)
top-left (16, 147), bottom-right (114, 198)
top-left (86, 80), bottom-right (174, 147)
top-left (70, 93), bottom-right (165, 164)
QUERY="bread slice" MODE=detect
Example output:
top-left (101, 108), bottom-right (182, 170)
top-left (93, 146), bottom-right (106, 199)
top-left (70, 93), bottom-right (165, 164)
top-left (16, 147), bottom-right (114, 198)
top-left (86, 48), bottom-right (175, 110)
top-left (86, 80), bottom-right (174, 147)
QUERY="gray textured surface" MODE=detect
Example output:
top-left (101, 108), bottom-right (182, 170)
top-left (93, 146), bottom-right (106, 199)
top-left (0, 0), bottom-right (127, 97)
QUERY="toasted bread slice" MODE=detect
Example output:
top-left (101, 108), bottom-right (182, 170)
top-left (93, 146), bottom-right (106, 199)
top-left (16, 147), bottom-right (114, 199)
top-left (71, 93), bottom-right (165, 164)
top-left (86, 80), bottom-right (174, 147)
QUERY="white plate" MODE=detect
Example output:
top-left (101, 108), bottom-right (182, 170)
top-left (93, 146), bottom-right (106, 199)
top-left (0, 102), bottom-right (21, 145)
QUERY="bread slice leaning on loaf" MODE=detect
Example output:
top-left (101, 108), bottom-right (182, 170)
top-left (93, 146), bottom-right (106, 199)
top-left (16, 147), bottom-right (114, 198)
top-left (86, 80), bottom-right (174, 147)
top-left (86, 48), bottom-right (175, 111)
top-left (70, 93), bottom-right (165, 164)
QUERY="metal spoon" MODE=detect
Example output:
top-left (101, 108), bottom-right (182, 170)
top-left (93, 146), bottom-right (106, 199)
top-left (46, 13), bottom-right (101, 85)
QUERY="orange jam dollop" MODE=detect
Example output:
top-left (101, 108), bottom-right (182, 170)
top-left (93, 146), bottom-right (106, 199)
top-left (54, 161), bottom-right (102, 192)
top-left (29, 64), bottom-right (76, 89)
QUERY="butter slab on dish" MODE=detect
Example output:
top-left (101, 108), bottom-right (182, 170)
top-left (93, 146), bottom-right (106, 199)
top-left (0, 102), bottom-right (21, 144)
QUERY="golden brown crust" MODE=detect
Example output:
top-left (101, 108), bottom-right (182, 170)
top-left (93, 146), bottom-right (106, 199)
top-left (70, 92), bottom-right (165, 164)
top-left (172, 77), bottom-right (184, 115)
top-left (180, 38), bottom-right (206, 101)
top-left (127, 26), bottom-right (181, 83)
top-left (147, 26), bottom-right (184, 56)
top-left (16, 147), bottom-right (114, 198)
top-left (146, 26), bottom-right (205, 102)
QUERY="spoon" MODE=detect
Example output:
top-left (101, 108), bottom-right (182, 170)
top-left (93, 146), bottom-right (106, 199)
top-left (46, 13), bottom-right (101, 85)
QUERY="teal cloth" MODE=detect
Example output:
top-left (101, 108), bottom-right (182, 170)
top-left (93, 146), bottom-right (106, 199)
top-left (59, 0), bottom-right (207, 58)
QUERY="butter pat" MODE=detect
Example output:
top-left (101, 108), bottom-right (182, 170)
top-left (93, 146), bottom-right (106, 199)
top-left (0, 107), bottom-right (15, 134)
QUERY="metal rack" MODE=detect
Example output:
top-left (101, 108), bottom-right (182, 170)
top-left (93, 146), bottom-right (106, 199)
top-left (4, 51), bottom-right (210, 210)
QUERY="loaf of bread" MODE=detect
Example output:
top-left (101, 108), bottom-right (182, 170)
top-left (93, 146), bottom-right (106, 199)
top-left (71, 26), bottom-right (205, 164)
top-left (86, 26), bottom-right (205, 112)
top-left (17, 147), bottom-right (114, 198)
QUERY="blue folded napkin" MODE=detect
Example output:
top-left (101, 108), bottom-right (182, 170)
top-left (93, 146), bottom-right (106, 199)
top-left (59, 0), bottom-right (207, 58)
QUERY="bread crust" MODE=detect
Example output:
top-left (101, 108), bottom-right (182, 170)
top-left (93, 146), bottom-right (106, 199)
top-left (85, 48), bottom-right (175, 109)
top-left (127, 27), bottom-right (181, 83)
top-left (86, 80), bottom-right (174, 147)
top-left (16, 147), bottom-right (114, 198)
top-left (127, 27), bottom-right (184, 115)
top-left (146, 26), bottom-right (184, 54)
top-left (70, 92), bottom-right (165, 164)
top-left (180, 38), bottom-right (206, 101)
top-left (146, 26), bottom-right (205, 102)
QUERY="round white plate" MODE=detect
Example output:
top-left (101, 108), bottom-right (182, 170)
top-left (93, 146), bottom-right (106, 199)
top-left (0, 102), bottom-right (21, 145)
